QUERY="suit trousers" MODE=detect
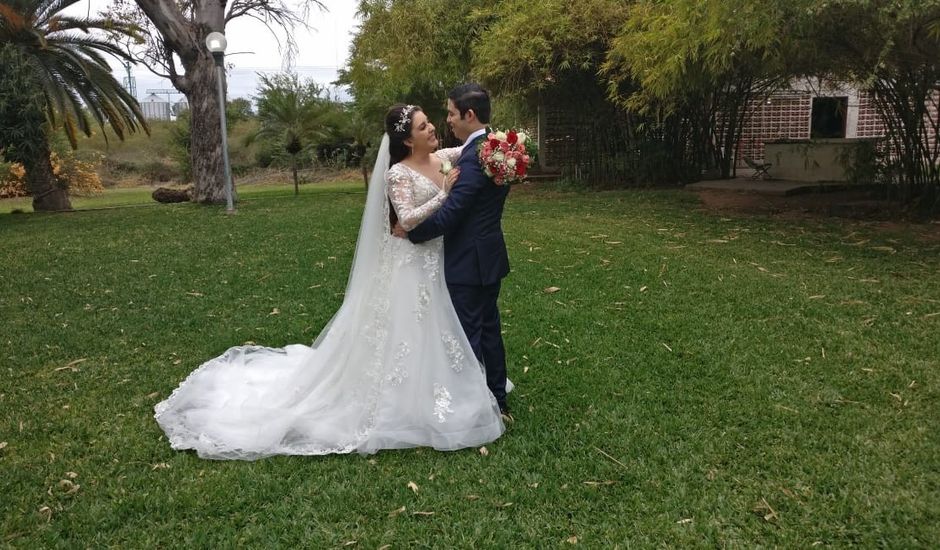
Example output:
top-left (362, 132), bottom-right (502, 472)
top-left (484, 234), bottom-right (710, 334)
top-left (446, 281), bottom-right (508, 408)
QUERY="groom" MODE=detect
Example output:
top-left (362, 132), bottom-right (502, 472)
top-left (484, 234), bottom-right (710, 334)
top-left (404, 83), bottom-right (512, 418)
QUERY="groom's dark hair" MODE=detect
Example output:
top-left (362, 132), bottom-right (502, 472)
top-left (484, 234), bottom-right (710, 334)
top-left (449, 83), bottom-right (491, 124)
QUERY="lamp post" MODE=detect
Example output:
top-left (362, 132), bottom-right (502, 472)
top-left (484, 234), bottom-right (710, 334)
top-left (205, 31), bottom-right (235, 213)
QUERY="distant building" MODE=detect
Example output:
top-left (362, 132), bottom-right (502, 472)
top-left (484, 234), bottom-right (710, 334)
top-left (141, 93), bottom-right (171, 121)
top-left (737, 80), bottom-right (939, 166)
top-left (172, 98), bottom-right (189, 117)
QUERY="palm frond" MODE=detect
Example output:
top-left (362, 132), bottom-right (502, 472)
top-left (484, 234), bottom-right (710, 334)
top-left (0, 0), bottom-right (148, 149)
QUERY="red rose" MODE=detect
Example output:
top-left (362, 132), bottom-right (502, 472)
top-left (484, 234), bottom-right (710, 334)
top-left (507, 130), bottom-right (518, 145)
top-left (489, 138), bottom-right (500, 148)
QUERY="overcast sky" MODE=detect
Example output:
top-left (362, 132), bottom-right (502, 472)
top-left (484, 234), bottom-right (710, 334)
top-left (64, 0), bottom-right (359, 100)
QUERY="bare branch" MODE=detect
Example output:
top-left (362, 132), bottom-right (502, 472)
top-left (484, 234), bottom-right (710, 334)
top-left (227, 0), bottom-right (324, 68)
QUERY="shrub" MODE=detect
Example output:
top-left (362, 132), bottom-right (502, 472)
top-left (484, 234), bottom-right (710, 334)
top-left (55, 151), bottom-right (105, 195)
top-left (141, 160), bottom-right (178, 183)
top-left (0, 151), bottom-right (103, 198)
top-left (0, 161), bottom-right (26, 198)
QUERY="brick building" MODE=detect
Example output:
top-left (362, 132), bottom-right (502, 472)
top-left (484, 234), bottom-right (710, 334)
top-left (737, 79), bottom-right (939, 167)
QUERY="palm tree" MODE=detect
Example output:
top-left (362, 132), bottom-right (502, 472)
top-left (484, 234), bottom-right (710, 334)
top-left (0, 0), bottom-right (147, 211)
top-left (248, 74), bottom-right (338, 196)
top-left (344, 110), bottom-right (381, 191)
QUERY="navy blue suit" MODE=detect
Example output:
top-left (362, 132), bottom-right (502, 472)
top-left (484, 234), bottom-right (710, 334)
top-left (408, 133), bottom-right (510, 407)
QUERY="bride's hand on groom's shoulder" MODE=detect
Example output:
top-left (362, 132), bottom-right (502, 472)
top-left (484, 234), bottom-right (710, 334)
top-left (391, 222), bottom-right (408, 239)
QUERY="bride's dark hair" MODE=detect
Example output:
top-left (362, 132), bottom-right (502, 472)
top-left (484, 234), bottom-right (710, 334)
top-left (384, 103), bottom-right (424, 230)
top-left (385, 103), bottom-right (423, 167)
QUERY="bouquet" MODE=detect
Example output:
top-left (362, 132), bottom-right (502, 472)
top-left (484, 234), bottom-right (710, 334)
top-left (477, 129), bottom-right (535, 186)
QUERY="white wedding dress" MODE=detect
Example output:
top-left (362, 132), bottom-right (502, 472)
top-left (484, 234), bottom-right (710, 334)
top-left (154, 136), bottom-right (505, 460)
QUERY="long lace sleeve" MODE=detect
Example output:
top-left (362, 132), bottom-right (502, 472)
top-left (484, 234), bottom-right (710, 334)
top-left (386, 165), bottom-right (448, 231)
top-left (435, 147), bottom-right (463, 164)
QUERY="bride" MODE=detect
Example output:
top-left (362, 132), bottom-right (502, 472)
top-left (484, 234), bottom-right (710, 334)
top-left (154, 104), bottom-right (506, 460)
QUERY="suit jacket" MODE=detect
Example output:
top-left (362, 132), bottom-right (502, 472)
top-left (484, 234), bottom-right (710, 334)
top-left (408, 133), bottom-right (510, 286)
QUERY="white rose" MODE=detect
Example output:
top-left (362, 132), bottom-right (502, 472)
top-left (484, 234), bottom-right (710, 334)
top-left (493, 151), bottom-right (505, 162)
top-left (516, 132), bottom-right (528, 144)
top-left (439, 160), bottom-right (453, 175)
top-left (495, 131), bottom-right (507, 141)
top-left (507, 157), bottom-right (517, 168)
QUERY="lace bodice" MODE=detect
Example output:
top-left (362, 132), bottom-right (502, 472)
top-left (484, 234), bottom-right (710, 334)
top-left (386, 148), bottom-right (462, 231)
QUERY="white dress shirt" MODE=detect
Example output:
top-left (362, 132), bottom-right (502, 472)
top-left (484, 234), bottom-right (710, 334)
top-left (460, 128), bottom-right (488, 153)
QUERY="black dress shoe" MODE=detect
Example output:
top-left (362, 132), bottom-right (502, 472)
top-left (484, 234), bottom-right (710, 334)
top-left (499, 405), bottom-right (514, 423)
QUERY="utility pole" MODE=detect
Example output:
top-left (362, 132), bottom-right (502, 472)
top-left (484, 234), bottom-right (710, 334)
top-left (122, 62), bottom-right (137, 99)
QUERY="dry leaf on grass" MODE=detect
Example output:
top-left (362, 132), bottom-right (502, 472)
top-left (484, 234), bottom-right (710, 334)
top-left (478, 446), bottom-right (489, 456)
top-left (342, 541), bottom-right (358, 547)
top-left (387, 506), bottom-right (406, 518)
top-left (0, 441), bottom-right (7, 451)
top-left (412, 511), bottom-right (435, 517)
top-left (566, 536), bottom-right (579, 544)
top-left (38, 506), bottom-right (52, 522)
top-left (55, 358), bottom-right (86, 372)
top-left (753, 498), bottom-right (779, 522)
top-left (543, 286), bottom-right (561, 294)
top-left (677, 518), bottom-right (693, 524)
top-left (407, 481), bottom-right (419, 493)
top-left (58, 479), bottom-right (80, 495)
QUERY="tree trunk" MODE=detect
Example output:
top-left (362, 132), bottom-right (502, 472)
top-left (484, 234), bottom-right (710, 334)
top-left (362, 163), bottom-right (369, 190)
top-left (134, 0), bottom-right (232, 205)
top-left (25, 141), bottom-right (72, 212)
top-left (186, 56), bottom-right (232, 204)
top-left (292, 156), bottom-right (299, 195)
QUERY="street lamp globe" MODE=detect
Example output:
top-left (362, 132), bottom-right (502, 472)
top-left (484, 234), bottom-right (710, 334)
top-left (205, 32), bottom-right (227, 54)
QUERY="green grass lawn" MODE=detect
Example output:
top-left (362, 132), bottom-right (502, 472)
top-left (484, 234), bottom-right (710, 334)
top-left (1, 184), bottom-right (938, 546)
top-left (0, 181), bottom-right (365, 214)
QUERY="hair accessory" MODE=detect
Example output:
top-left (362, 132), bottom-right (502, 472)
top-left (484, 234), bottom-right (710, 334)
top-left (393, 105), bottom-right (416, 134)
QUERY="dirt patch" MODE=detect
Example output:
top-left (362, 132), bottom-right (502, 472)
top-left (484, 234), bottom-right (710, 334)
top-left (692, 188), bottom-right (940, 241)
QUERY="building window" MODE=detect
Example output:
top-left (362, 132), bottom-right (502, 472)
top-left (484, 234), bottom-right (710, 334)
top-left (811, 96), bottom-right (848, 138)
